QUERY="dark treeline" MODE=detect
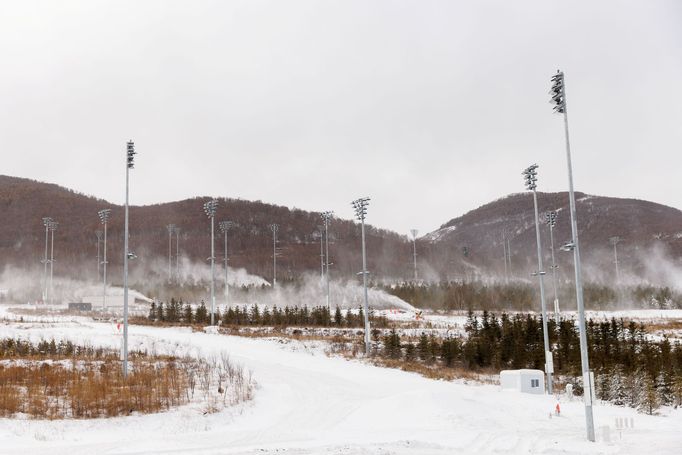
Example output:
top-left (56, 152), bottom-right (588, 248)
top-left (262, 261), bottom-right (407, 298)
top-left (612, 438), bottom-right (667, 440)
top-left (381, 281), bottom-right (682, 311)
top-left (147, 299), bottom-right (389, 329)
top-left (378, 311), bottom-right (682, 414)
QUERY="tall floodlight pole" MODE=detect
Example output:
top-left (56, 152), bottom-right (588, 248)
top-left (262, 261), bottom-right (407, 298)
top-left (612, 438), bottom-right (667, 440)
top-left (522, 164), bottom-right (553, 395)
top-left (410, 229), bottom-right (419, 281)
top-left (41, 217), bottom-right (52, 303)
top-left (313, 230), bottom-right (324, 279)
top-left (174, 226), bottom-right (181, 282)
top-left (123, 140), bottom-right (136, 378)
top-left (98, 209), bottom-right (111, 313)
top-left (545, 211), bottom-right (560, 319)
top-left (505, 233), bottom-right (513, 279)
top-left (48, 220), bottom-right (58, 305)
top-left (321, 211), bottom-right (334, 309)
top-left (219, 220), bottom-right (234, 306)
top-left (501, 230), bottom-right (509, 282)
top-left (269, 224), bottom-right (279, 287)
top-left (203, 199), bottom-right (218, 325)
top-left (609, 236), bottom-right (621, 284)
top-left (551, 70), bottom-right (595, 441)
top-left (352, 197), bottom-right (371, 355)
top-left (166, 224), bottom-right (176, 282)
top-left (96, 230), bottom-right (103, 280)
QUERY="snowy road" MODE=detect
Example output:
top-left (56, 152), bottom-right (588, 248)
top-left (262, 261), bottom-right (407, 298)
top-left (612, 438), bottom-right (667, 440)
top-left (0, 317), bottom-right (680, 454)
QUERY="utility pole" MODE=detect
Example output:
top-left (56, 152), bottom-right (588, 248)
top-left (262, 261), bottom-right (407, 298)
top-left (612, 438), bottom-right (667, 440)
top-left (410, 229), bottom-right (419, 281)
top-left (123, 140), bottom-right (136, 378)
top-left (321, 212), bottom-right (333, 309)
top-left (174, 226), bottom-right (181, 282)
top-left (48, 220), bottom-right (58, 305)
top-left (269, 224), bottom-right (279, 287)
top-left (352, 197), bottom-right (371, 355)
top-left (523, 164), bottom-right (553, 395)
top-left (502, 230), bottom-right (509, 283)
top-left (98, 209), bottom-right (111, 313)
top-left (204, 199), bottom-right (218, 325)
top-left (96, 230), bottom-right (103, 281)
top-left (42, 217), bottom-right (52, 303)
top-left (166, 224), bottom-right (176, 282)
top-left (551, 70), bottom-right (595, 441)
top-left (609, 236), bottom-right (621, 284)
top-left (219, 221), bottom-right (234, 306)
top-left (546, 211), bottom-right (560, 319)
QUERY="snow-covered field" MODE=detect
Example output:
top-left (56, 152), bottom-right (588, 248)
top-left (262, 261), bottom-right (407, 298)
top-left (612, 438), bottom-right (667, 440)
top-left (0, 306), bottom-right (680, 454)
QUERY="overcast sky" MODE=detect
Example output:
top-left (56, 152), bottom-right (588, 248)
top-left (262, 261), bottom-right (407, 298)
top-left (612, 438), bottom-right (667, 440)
top-left (1, 0), bottom-right (680, 235)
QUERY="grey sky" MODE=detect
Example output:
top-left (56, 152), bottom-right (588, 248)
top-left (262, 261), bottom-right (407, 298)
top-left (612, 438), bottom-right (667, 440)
top-left (1, 0), bottom-right (680, 236)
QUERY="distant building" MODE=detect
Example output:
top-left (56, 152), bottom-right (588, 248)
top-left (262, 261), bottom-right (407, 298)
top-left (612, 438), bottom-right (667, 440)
top-left (68, 302), bottom-right (92, 312)
top-left (499, 369), bottom-right (545, 395)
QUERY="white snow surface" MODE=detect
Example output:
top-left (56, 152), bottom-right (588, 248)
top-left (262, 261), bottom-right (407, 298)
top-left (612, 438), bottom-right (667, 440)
top-left (0, 307), bottom-right (680, 454)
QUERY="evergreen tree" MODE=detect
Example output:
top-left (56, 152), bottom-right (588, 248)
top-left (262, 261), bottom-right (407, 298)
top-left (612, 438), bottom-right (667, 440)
top-left (183, 303), bottom-right (193, 324)
top-left (196, 301), bottom-right (208, 324)
top-left (148, 301), bottom-right (156, 320)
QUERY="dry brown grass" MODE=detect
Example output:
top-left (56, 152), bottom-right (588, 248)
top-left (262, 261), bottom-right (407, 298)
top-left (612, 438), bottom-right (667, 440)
top-left (0, 358), bottom-right (190, 418)
top-left (641, 319), bottom-right (682, 333)
top-left (0, 338), bottom-right (255, 419)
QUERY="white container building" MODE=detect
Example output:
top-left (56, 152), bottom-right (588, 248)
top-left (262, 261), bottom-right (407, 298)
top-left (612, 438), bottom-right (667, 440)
top-left (499, 369), bottom-right (545, 394)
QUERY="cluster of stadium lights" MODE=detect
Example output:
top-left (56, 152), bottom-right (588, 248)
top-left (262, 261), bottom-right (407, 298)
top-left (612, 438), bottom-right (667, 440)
top-left (30, 69), bottom-right (598, 442)
top-left (351, 197), bottom-right (371, 355)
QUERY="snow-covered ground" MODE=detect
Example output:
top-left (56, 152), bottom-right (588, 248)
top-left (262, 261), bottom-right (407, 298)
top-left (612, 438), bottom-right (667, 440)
top-left (0, 306), bottom-right (680, 454)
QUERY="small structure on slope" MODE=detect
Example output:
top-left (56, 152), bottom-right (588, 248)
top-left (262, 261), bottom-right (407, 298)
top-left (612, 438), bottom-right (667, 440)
top-left (500, 369), bottom-right (545, 395)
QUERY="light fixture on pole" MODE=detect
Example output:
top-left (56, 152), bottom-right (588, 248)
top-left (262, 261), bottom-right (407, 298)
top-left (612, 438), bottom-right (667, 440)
top-left (269, 223), bottom-right (279, 287)
top-left (41, 217), bottom-right (52, 303)
top-left (545, 210), bottom-right (560, 319)
top-left (351, 197), bottom-right (371, 356)
top-left (321, 211), bottom-right (334, 310)
top-left (96, 230), bottom-right (103, 281)
top-left (203, 199), bottom-right (218, 325)
top-left (522, 164), bottom-right (553, 395)
top-left (609, 236), bottom-right (621, 284)
top-left (48, 220), bottom-right (58, 305)
top-left (122, 140), bottom-right (136, 378)
top-left (551, 69), bottom-right (595, 441)
top-left (219, 220), bottom-right (234, 306)
top-left (166, 224), bottom-right (176, 283)
top-left (410, 229), bottom-right (419, 281)
top-left (98, 209), bottom-right (111, 313)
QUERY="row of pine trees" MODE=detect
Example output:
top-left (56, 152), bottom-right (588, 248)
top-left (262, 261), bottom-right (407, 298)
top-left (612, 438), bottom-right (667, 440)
top-left (148, 299), bottom-right (389, 328)
top-left (377, 311), bottom-right (682, 414)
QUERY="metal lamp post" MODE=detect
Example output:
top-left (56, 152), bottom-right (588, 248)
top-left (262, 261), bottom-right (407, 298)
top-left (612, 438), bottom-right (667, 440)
top-left (219, 220), bottom-right (234, 306)
top-left (522, 164), bottom-right (553, 395)
top-left (269, 224), bottom-right (279, 287)
top-left (609, 236), bottom-right (621, 284)
top-left (174, 226), bottom-right (181, 282)
top-left (41, 217), bottom-right (52, 303)
top-left (122, 140), bottom-right (136, 378)
top-left (545, 211), bottom-right (560, 319)
top-left (204, 199), bottom-right (218, 325)
top-left (98, 209), bottom-right (111, 313)
top-left (410, 229), bottom-right (419, 281)
top-left (321, 211), bottom-right (333, 309)
top-left (166, 224), bottom-right (176, 282)
top-left (551, 70), bottom-right (595, 441)
top-left (313, 230), bottom-right (324, 280)
top-left (351, 197), bottom-right (371, 355)
top-left (96, 230), bottom-right (103, 280)
top-left (48, 220), bottom-right (58, 305)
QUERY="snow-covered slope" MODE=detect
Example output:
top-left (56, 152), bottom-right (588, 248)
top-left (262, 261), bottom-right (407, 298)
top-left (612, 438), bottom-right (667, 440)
top-left (0, 311), bottom-right (679, 454)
